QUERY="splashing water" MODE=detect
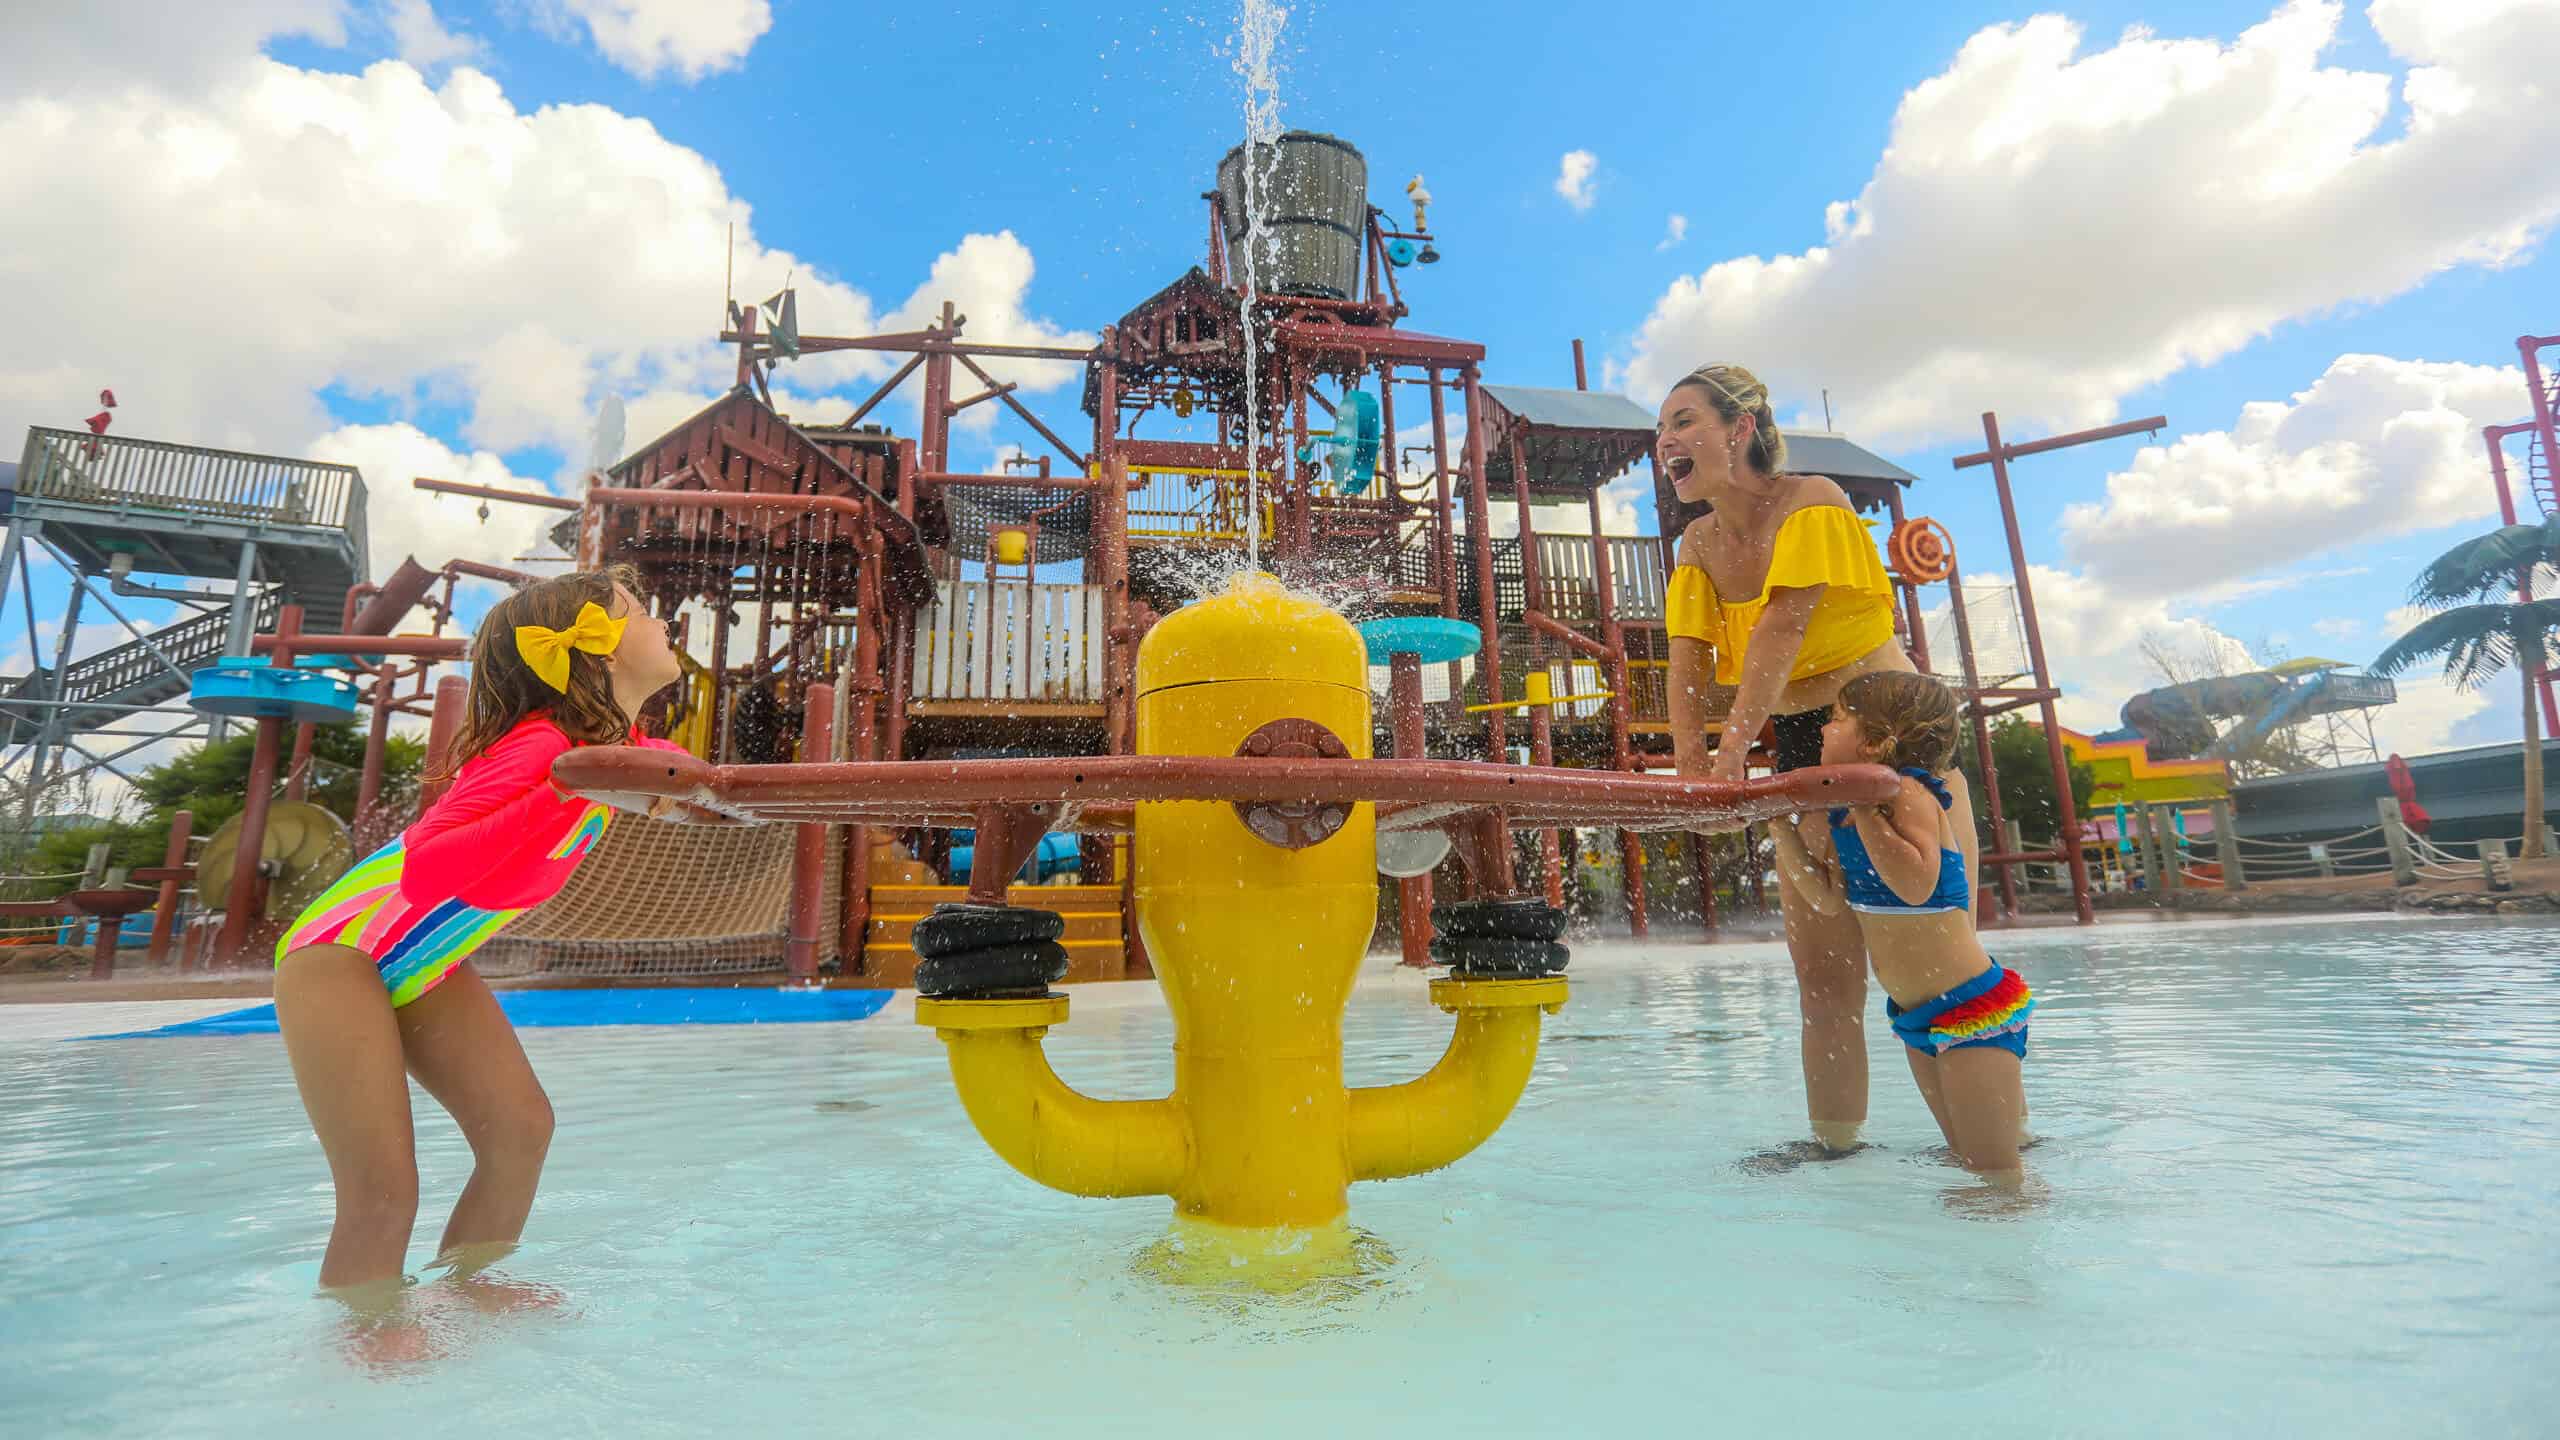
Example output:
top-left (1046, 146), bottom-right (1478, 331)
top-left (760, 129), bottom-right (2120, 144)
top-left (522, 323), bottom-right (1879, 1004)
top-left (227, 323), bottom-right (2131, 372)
top-left (1231, 0), bottom-right (1287, 575)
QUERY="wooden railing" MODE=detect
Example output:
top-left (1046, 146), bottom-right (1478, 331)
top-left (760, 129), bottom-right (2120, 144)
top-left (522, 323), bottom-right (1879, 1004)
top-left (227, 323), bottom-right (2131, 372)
top-left (15, 427), bottom-right (368, 556)
top-left (910, 580), bottom-right (1103, 704)
top-left (1531, 534), bottom-right (1667, 623)
top-left (1125, 464), bottom-right (1272, 546)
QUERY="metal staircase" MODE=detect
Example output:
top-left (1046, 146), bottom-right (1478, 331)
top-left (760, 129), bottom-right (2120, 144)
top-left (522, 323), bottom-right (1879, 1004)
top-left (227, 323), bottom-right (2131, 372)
top-left (0, 592), bottom-right (283, 745)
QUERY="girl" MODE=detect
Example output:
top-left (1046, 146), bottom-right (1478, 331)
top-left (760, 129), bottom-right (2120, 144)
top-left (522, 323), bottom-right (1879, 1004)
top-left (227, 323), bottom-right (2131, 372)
top-left (1768, 672), bottom-right (2033, 1180)
top-left (273, 565), bottom-right (685, 1305)
top-left (1658, 362), bottom-right (1916, 1159)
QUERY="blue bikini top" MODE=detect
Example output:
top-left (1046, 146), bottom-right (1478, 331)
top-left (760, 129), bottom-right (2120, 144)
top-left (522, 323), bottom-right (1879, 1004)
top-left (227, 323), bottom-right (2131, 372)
top-left (1828, 768), bottom-right (1971, 916)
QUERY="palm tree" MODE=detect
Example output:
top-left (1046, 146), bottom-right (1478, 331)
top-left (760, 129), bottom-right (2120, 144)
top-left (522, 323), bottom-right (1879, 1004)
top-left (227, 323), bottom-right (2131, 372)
top-left (2372, 517), bottom-right (2560, 860)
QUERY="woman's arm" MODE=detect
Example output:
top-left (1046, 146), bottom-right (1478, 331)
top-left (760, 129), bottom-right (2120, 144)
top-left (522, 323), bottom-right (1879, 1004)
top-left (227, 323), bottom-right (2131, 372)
top-left (1668, 636), bottom-right (1716, 776)
top-left (1708, 584), bottom-right (1823, 780)
top-left (1666, 522), bottom-right (1719, 777)
top-left (1768, 814), bottom-right (1846, 916)
top-left (1848, 779), bottom-right (1948, 907)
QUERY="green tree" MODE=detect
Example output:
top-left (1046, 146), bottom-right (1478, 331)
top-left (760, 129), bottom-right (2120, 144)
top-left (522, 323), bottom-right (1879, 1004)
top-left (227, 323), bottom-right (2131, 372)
top-left (12, 726), bottom-right (422, 898)
top-left (2371, 517), bottom-right (2560, 861)
top-left (1953, 716), bottom-right (2097, 850)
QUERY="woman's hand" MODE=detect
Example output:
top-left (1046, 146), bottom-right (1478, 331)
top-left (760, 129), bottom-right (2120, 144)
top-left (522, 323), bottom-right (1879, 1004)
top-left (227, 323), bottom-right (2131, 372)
top-left (1707, 740), bottom-right (1749, 783)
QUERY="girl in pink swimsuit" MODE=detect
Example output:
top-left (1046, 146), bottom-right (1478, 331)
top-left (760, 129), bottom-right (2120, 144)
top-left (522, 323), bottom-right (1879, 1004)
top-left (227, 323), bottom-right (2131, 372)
top-left (272, 565), bottom-right (684, 1316)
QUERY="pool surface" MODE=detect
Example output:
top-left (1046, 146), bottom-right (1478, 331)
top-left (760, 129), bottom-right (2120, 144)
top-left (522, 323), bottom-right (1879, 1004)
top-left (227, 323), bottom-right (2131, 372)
top-left (5, 915), bottom-right (2556, 1436)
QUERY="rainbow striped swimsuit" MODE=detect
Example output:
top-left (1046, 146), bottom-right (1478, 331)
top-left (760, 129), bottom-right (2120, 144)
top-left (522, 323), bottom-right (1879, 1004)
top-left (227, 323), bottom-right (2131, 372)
top-left (1884, 962), bottom-right (2034, 1059)
top-left (277, 801), bottom-right (611, 1007)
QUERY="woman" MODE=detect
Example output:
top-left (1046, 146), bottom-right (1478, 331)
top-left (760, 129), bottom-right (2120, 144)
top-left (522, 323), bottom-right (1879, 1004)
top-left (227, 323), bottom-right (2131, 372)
top-left (1658, 362), bottom-right (1916, 1162)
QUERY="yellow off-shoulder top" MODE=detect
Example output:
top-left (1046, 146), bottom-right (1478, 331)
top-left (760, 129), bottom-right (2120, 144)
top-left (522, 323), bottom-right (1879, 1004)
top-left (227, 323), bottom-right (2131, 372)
top-left (1664, 506), bottom-right (1896, 686)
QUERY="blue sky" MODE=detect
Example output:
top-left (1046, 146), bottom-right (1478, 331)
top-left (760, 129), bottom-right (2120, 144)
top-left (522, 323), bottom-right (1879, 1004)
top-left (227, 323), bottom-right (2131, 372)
top-left (5, 0), bottom-right (2557, 763)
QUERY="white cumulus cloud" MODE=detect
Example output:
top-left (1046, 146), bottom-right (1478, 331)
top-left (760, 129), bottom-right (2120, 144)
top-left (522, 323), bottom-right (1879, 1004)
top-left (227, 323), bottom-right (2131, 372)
top-left (306, 422), bottom-right (564, 580)
top-left (1622, 0), bottom-right (2560, 446)
top-left (2060, 353), bottom-right (2525, 601)
top-left (534, 0), bottom-right (773, 82)
top-left (1554, 149), bottom-right (1598, 212)
top-left (385, 0), bottom-right (480, 70)
top-left (1657, 214), bottom-right (1688, 251)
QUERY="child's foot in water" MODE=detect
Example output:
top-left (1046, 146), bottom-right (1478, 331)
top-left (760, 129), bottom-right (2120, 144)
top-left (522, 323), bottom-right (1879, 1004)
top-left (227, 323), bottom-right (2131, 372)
top-left (1739, 1138), bottom-right (1878, 1174)
top-left (425, 1244), bottom-right (565, 1315)
top-left (444, 1271), bottom-right (566, 1315)
top-left (339, 1311), bottom-right (442, 1369)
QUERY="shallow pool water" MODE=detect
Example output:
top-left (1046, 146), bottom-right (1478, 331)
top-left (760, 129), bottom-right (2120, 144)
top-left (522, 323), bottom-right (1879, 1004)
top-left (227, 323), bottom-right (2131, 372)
top-left (5, 915), bottom-right (2558, 1437)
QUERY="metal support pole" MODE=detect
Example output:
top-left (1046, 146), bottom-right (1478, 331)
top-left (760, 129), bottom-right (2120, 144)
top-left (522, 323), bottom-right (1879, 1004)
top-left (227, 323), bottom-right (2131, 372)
top-left (0, 517), bottom-right (32, 646)
top-left (1389, 653), bottom-right (1433, 969)
top-left (22, 571), bottom-right (88, 826)
top-left (1885, 484), bottom-right (1934, 673)
top-left (1964, 412), bottom-right (2107, 924)
top-left (1427, 367), bottom-right (1458, 620)
top-left (1510, 435), bottom-right (1562, 907)
top-left (1690, 833), bottom-right (1718, 939)
top-left (786, 681), bottom-right (835, 984)
top-left (1944, 555), bottom-right (2014, 919)
top-left (89, 911), bottom-right (125, 982)
top-left (211, 540), bottom-right (261, 743)
top-left (283, 723), bottom-right (316, 804)
top-left (356, 677), bottom-right (393, 821)
top-left (1462, 368), bottom-right (1504, 760)
top-left (419, 674), bottom-right (469, 810)
top-left (215, 715), bottom-right (285, 966)
top-left (706, 595), bottom-right (733, 764)
top-left (148, 809), bottom-right (191, 968)
top-left (838, 534), bottom-right (884, 972)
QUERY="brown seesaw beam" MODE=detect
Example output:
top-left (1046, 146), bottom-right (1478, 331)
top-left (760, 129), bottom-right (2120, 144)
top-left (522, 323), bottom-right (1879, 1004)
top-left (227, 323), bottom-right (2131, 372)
top-left (549, 749), bottom-right (1900, 837)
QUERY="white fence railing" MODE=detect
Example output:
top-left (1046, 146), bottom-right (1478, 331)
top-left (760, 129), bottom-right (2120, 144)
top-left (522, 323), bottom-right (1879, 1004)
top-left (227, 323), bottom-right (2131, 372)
top-left (910, 580), bottom-right (1104, 704)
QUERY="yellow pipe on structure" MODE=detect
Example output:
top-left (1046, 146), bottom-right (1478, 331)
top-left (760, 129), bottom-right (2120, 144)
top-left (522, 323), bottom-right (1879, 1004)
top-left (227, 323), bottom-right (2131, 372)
top-left (1347, 976), bottom-right (1566, 1181)
top-left (917, 572), bottom-right (1568, 1281)
top-left (918, 995), bottom-right (1188, 1199)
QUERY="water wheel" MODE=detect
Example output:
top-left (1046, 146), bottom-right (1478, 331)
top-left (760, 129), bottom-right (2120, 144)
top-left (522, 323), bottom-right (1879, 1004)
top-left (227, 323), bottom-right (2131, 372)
top-left (195, 802), bottom-right (353, 920)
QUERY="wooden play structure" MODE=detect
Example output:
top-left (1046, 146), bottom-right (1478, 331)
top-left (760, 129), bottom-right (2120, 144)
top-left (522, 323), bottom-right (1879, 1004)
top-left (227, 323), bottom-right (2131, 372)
top-left (14, 130), bottom-right (2198, 979)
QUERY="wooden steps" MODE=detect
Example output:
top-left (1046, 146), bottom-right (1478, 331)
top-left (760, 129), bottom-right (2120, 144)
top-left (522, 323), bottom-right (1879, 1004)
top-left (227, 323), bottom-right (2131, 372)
top-left (861, 882), bottom-right (1126, 987)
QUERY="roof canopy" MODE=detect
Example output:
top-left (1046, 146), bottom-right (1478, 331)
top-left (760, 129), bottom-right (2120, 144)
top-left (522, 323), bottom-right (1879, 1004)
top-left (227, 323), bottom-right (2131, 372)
top-left (1475, 384), bottom-right (1656, 496)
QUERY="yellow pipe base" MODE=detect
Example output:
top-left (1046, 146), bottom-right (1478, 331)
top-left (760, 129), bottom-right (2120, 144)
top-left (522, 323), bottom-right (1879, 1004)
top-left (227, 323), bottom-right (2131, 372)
top-left (1131, 1215), bottom-right (1398, 1296)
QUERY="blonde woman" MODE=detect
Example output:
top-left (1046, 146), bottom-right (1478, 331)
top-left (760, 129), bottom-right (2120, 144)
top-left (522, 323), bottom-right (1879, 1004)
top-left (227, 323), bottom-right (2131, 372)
top-left (1657, 363), bottom-right (1916, 1164)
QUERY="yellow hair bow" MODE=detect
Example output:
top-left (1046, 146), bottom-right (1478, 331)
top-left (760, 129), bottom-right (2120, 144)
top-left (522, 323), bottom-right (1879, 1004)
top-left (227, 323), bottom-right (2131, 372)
top-left (513, 601), bottom-right (628, 693)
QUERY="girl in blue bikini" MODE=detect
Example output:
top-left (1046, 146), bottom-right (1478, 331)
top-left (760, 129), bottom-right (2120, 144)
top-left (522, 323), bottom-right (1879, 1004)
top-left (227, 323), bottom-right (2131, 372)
top-left (1769, 672), bottom-right (2033, 1180)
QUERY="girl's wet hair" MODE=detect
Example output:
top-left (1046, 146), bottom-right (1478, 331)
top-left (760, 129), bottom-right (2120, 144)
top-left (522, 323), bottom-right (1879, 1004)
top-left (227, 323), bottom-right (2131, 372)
top-left (1837, 671), bottom-right (1962, 774)
top-left (436, 564), bottom-right (643, 780)
top-left (1673, 362), bottom-right (1788, 476)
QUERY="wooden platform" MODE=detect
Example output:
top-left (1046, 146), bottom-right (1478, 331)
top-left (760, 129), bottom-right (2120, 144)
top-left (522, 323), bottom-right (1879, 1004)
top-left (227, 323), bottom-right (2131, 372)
top-left (860, 882), bottom-right (1126, 986)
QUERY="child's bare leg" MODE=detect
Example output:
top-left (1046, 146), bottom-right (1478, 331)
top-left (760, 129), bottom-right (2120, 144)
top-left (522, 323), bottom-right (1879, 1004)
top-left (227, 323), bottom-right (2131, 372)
top-left (274, 945), bottom-right (420, 1291)
top-left (398, 964), bottom-right (555, 1261)
top-left (1902, 1047), bottom-right (1958, 1150)
top-left (1935, 1045), bottom-right (2026, 1179)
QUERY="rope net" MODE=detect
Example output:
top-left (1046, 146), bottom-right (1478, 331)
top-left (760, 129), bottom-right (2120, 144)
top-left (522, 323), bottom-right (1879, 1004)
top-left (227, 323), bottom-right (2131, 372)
top-left (473, 816), bottom-right (841, 978)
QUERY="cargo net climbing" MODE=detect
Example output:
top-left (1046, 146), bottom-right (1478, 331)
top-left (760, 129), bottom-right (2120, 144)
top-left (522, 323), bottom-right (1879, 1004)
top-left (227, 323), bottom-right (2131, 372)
top-left (942, 482), bottom-right (1095, 566)
top-left (472, 816), bottom-right (845, 979)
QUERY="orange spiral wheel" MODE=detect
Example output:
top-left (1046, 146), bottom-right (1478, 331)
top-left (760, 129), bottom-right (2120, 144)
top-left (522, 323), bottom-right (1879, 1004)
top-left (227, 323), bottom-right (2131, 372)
top-left (1888, 517), bottom-right (1955, 583)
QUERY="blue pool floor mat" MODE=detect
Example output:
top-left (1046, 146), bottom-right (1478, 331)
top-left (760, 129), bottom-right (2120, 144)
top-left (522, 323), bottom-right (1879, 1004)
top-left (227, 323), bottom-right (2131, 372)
top-left (79, 986), bottom-right (895, 1040)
